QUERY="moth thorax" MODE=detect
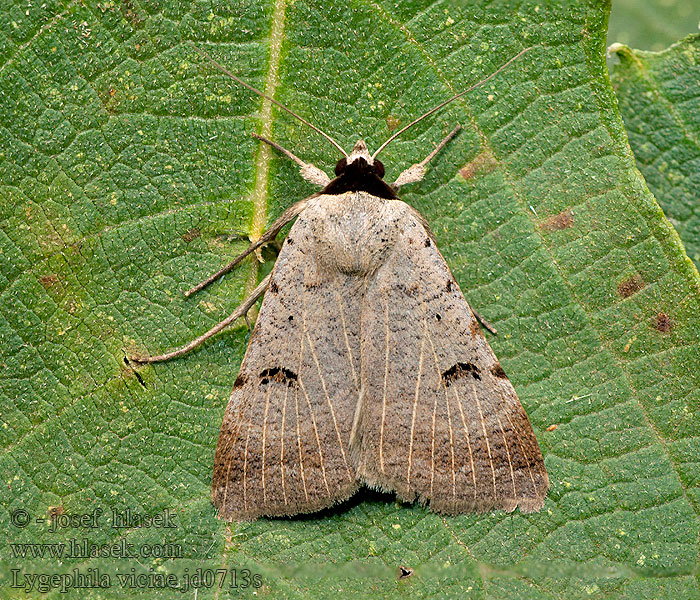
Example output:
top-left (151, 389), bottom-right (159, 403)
top-left (308, 195), bottom-right (399, 275)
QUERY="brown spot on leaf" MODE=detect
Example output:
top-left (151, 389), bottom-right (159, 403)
top-left (64, 300), bottom-right (79, 315)
top-left (386, 115), bottom-right (400, 131)
top-left (181, 228), bottom-right (200, 243)
top-left (39, 274), bottom-right (59, 288)
top-left (48, 506), bottom-right (65, 519)
top-left (655, 312), bottom-right (672, 333)
top-left (618, 274), bottom-right (645, 298)
top-left (120, 0), bottom-right (143, 27)
top-left (545, 424), bottom-right (558, 432)
top-left (490, 363), bottom-right (507, 379)
top-left (459, 149), bottom-right (498, 180)
top-left (540, 209), bottom-right (573, 231)
top-left (398, 566), bottom-right (414, 580)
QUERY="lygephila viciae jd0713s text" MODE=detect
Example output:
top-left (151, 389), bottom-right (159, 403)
top-left (131, 44), bottom-right (549, 521)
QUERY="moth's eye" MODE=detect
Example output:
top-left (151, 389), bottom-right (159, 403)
top-left (335, 158), bottom-right (347, 176)
top-left (374, 159), bottom-right (385, 179)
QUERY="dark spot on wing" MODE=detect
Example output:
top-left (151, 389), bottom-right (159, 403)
top-left (424, 238), bottom-right (431, 247)
top-left (618, 274), bottom-right (645, 298)
top-left (469, 319), bottom-right (482, 337)
top-left (490, 363), bottom-right (508, 379)
top-left (395, 282), bottom-right (419, 297)
top-left (286, 237), bottom-right (294, 245)
top-left (442, 362), bottom-right (481, 386)
top-left (655, 312), bottom-right (672, 333)
top-left (259, 366), bottom-right (298, 387)
top-left (445, 279), bottom-right (453, 292)
top-left (269, 280), bottom-right (279, 294)
top-left (233, 373), bottom-right (248, 389)
top-left (435, 313), bottom-right (441, 321)
top-left (407, 282), bottom-right (420, 296)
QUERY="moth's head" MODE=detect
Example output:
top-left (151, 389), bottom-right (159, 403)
top-left (335, 140), bottom-right (385, 179)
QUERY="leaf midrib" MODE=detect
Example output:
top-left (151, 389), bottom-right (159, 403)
top-left (220, 0), bottom-right (289, 588)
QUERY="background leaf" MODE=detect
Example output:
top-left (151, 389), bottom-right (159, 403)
top-left (1, 1), bottom-right (700, 599)
top-left (607, 0), bottom-right (700, 52)
top-left (610, 35), bottom-right (700, 267)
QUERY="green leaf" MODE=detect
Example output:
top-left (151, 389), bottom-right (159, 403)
top-left (607, 0), bottom-right (700, 52)
top-left (1, 1), bottom-right (699, 598)
top-left (610, 35), bottom-right (700, 268)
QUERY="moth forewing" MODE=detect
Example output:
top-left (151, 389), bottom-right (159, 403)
top-left (353, 205), bottom-right (548, 514)
top-left (212, 205), bottom-right (361, 519)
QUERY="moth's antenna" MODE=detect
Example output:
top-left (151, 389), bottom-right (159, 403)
top-left (372, 46), bottom-right (533, 159)
top-left (189, 43), bottom-right (349, 158)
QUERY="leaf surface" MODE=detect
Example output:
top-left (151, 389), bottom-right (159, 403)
top-left (1, 1), bottom-right (699, 598)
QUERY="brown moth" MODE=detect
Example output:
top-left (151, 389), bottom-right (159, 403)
top-left (134, 46), bottom-right (549, 520)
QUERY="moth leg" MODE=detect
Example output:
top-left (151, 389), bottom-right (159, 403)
top-left (471, 308), bottom-right (498, 335)
top-left (130, 273), bottom-right (271, 364)
top-left (253, 133), bottom-right (331, 187)
top-left (392, 126), bottom-right (461, 188)
top-left (184, 196), bottom-right (311, 298)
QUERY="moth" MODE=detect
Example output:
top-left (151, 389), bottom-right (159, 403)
top-left (134, 46), bottom-right (549, 520)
